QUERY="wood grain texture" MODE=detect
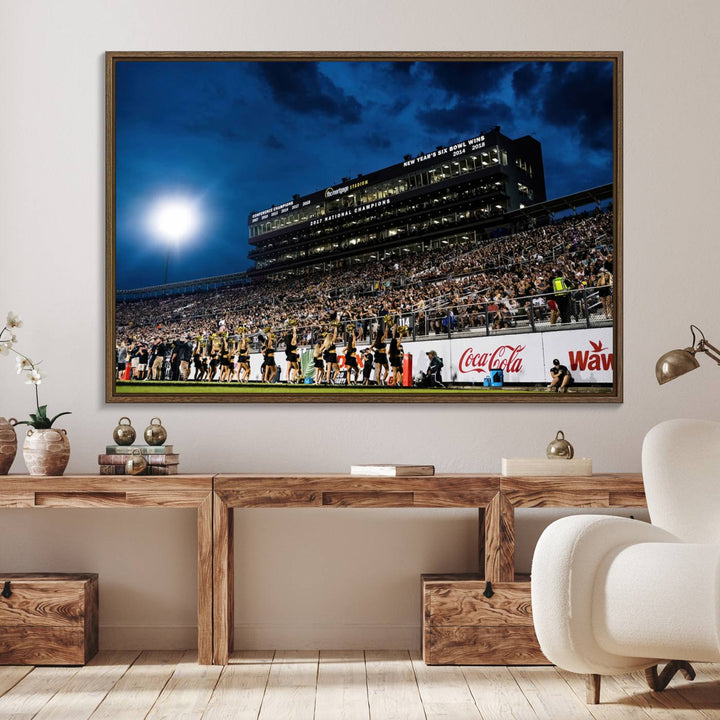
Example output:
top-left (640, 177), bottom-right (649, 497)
top-left (426, 579), bottom-right (534, 627)
top-left (215, 474), bottom-right (501, 508)
top-left (322, 491), bottom-right (414, 507)
top-left (0, 665), bottom-right (81, 718)
top-left (0, 665), bottom-right (33, 697)
top-left (501, 474), bottom-right (645, 508)
top-left (0, 493), bottom-right (35, 508)
top-left (0, 475), bottom-right (213, 494)
top-left (88, 650), bottom-right (184, 720)
top-left (32, 650), bottom-right (140, 720)
top-left (197, 493), bottom-right (213, 666)
top-left (213, 494), bottom-right (234, 665)
top-left (509, 666), bottom-right (596, 719)
top-left (365, 650), bottom-right (426, 720)
top-left (556, 667), bottom-right (655, 719)
top-left (0, 574), bottom-right (98, 666)
top-left (0, 627), bottom-right (89, 665)
top-left (410, 649), bottom-right (483, 719)
top-left (145, 649), bottom-right (223, 720)
top-left (484, 492), bottom-right (515, 582)
top-left (426, 626), bottom-right (546, 665)
top-left (257, 651), bottom-right (319, 720)
top-left (315, 650), bottom-right (370, 720)
top-left (462, 665), bottom-right (538, 720)
top-left (202, 652), bottom-right (273, 720)
top-left (0, 576), bottom-right (93, 627)
top-left (34, 492), bottom-right (128, 507)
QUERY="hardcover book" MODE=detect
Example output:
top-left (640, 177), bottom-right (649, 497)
top-left (98, 464), bottom-right (179, 475)
top-left (105, 445), bottom-right (174, 454)
top-left (98, 453), bottom-right (179, 466)
top-left (350, 464), bottom-right (435, 477)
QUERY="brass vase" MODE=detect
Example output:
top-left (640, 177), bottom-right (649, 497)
top-left (0, 417), bottom-right (18, 475)
top-left (22, 428), bottom-right (71, 476)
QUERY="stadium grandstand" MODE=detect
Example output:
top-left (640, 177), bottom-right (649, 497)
top-left (115, 128), bottom-right (615, 389)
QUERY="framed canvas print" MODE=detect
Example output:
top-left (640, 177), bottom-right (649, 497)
top-left (106, 51), bottom-right (622, 403)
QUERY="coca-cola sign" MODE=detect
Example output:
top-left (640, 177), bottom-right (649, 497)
top-left (458, 344), bottom-right (526, 375)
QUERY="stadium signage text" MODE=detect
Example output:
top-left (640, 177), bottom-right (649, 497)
top-left (325, 179), bottom-right (369, 198)
top-left (458, 344), bottom-right (525, 375)
top-left (567, 339), bottom-right (613, 372)
top-left (309, 198), bottom-right (391, 227)
top-left (251, 199), bottom-right (294, 222)
top-left (403, 134), bottom-right (487, 168)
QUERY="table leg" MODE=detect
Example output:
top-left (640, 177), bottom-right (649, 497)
top-left (483, 492), bottom-right (515, 582)
top-left (197, 493), bottom-right (213, 665)
top-left (213, 492), bottom-right (234, 665)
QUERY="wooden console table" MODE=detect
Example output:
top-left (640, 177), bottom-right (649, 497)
top-left (0, 475), bottom-right (214, 665)
top-left (1, 473), bottom-right (647, 666)
top-left (212, 473), bottom-right (646, 665)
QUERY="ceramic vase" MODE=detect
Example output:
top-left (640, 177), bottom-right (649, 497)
top-left (0, 417), bottom-right (18, 475)
top-left (22, 428), bottom-right (70, 476)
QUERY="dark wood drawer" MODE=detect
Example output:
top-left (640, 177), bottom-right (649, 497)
top-left (422, 573), bottom-right (547, 665)
top-left (0, 573), bottom-right (98, 665)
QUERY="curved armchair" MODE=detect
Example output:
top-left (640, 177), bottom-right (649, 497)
top-left (531, 419), bottom-right (720, 703)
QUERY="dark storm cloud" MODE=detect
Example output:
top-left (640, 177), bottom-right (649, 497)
top-left (511, 63), bottom-right (547, 103)
top-left (264, 134), bottom-right (285, 150)
top-left (417, 100), bottom-right (513, 137)
top-left (364, 132), bottom-right (393, 150)
top-left (539, 63), bottom-right (613, 151)
top-left (424, 61), bottom-right (513, 98)
top-left (257, 62), bottom-right (362, 123)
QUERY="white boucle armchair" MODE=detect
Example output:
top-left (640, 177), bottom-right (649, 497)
top-left (531, 418), bottom-right (720, 704)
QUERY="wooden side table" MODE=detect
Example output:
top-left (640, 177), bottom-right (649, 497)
top-left (0, 475), bottom-right (214, 665)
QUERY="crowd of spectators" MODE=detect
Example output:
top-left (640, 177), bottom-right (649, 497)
top-left (116, 208), bottom-right (613, 378)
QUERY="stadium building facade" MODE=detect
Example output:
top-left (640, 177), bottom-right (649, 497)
top-left (247, 127), bottom-right (546, 277)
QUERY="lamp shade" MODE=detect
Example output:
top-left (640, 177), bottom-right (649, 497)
top-left (655, 348), bottom-right (700, 384)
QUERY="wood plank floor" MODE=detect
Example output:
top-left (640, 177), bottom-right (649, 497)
top-left (0, 651), bottom-right (717, 720)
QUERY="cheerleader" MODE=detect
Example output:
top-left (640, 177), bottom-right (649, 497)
top-left (343, 326), bottom-right (359, 385)
top-left (218, 337), bottom-right (232, 382)
top-left (389, 327), bottom-right (405, 387)
top-left (262, 333), bottom-right (277, 383)
top-left (313, 336), bottom-right (325, 385)
top-left (373, 325), bottom-right (389, 386)
top-left (323, 325), bottom-right (339, 385)
top-left (284, 326), bottom-right (301, 384)
top-left (236, 331), bottom-right (251, 383)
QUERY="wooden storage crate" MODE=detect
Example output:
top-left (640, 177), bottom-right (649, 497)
top-left (0, 573), bottom-right (98, 665)
top-left (422, 573), bottom-right (548, 665)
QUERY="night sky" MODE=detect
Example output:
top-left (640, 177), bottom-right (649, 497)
top-left (115, 59), bottom-right (614, 290)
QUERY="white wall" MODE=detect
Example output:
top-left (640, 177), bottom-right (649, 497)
top-left (1, 0), bottom-right (719, 650)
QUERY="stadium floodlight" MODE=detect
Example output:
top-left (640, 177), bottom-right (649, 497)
top-left (147, 196), bottom-right (202, 287)
top-left (150, 197), bottom-right (201, 243)
top-left (655, 325), bottom-right (720, 384)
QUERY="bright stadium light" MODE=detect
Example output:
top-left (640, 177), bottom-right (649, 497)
top-left (146, 195), bottom-right (203, 287)
top-left (150, 197), bottom-right (201, 243)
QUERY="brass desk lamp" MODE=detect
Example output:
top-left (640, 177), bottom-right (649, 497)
top-left (656, 325), bottom-right (720, 384)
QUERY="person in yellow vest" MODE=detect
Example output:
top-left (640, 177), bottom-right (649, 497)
top-left (551, 271), bottom-right (572, 324)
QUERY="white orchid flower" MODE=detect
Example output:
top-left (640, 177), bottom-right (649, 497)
top-left (25, 368), bottom-right (46, 385)
top-left (0, 341), bottom-right (10, 356)
top-left (16, 356), bottom-right (33, 373)
top-left (6, 312), bottom-right (23, 329)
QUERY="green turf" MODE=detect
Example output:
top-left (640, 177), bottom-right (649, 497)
top-left (115, 381), bottom-right (609, 395)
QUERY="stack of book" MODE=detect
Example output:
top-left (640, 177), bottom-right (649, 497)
top-left (98, 445), bottom-right (180, 475)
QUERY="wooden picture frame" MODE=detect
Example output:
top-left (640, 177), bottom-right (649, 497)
top-left (106, 51), bottom-right (622, 403)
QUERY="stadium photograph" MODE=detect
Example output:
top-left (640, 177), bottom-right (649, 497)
top-left (106, 52), bottom-right (621, 403)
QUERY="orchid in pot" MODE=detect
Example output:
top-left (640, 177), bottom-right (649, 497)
top-left (1, 311), bottom-right (72, 475)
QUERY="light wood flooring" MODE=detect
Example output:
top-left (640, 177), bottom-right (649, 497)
top-left (0, 650), bottom-right (718, 719)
